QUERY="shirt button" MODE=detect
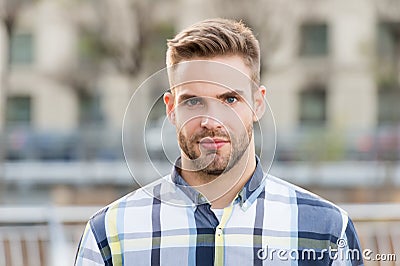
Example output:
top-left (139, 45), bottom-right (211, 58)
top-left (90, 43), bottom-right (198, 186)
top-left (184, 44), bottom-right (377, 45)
top-left (216, 228), bottom-right (223, 236)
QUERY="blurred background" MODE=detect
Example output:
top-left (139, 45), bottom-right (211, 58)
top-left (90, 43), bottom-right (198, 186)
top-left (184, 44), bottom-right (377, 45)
top-left (0, 0), bottom-right (399, 265)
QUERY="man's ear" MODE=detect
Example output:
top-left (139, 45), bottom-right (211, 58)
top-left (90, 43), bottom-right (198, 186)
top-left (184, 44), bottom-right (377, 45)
top-left (253, 85), bottom-right (267, 122)
top-left (163, 91), bottom-right (176, 125)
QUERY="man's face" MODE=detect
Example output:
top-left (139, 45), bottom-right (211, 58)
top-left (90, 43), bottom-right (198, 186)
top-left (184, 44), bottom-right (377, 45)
top-left (164, 56), bottom-right (265, 176)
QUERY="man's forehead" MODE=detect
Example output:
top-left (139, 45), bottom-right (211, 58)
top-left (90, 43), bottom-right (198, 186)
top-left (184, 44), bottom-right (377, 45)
top-left (169, 58), bottom-right (253, 91)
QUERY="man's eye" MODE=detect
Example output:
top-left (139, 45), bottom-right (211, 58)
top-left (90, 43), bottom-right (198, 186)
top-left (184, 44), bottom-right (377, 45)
top-left (185, 98), bottom-right (202, 106)
top-left (225, 97), bottom-right (238, 104)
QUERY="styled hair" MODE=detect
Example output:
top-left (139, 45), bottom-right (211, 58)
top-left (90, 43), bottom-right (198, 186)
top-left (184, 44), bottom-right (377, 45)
top-left (166, 18), bottom-right (260, 85)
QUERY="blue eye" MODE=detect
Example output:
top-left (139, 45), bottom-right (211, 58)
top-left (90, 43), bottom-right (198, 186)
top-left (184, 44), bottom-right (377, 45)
top-left (185, 98), bottom-right (202, 106)
top-left (225, 97), bottom-right (237, 104)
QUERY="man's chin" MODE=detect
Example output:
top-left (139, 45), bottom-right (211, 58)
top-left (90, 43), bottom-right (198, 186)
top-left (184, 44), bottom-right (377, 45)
top-left (199, 159), bottom-right (232, 176)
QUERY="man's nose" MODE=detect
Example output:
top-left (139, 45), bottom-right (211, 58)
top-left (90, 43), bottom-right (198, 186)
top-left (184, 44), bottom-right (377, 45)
top-left (199, 100), bottom-right (232, 129)
top-left (200, 116), bottom-right (223, 129)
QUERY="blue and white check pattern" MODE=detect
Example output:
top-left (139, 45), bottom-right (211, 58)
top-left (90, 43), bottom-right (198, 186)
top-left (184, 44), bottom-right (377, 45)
top-left (75, 157), bottom-right (363, 265)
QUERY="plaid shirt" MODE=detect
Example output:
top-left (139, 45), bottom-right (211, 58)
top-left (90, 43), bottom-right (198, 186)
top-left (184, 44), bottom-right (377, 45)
top-left (75, 157), bottom-right (363, 266)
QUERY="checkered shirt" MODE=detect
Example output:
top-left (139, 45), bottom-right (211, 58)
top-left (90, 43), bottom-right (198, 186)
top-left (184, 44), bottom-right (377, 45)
top-left (75, 157), bottom-right (364, 265)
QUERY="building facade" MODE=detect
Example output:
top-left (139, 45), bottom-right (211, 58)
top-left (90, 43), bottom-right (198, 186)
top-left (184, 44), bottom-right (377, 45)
top-left (0, 0), bottom-right (399, 204)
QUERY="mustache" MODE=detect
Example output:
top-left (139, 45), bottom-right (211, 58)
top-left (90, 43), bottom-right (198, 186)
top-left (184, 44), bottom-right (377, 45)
top-left (189, 129), bottom-right (230, 142)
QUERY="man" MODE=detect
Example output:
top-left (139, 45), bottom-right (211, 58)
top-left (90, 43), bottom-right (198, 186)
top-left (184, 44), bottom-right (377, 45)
top-left (75, 18), bottom-right (363, 265)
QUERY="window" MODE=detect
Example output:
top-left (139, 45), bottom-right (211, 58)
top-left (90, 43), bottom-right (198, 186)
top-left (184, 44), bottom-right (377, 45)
top-left (377, 22), bottom-right (400, 61)
top-left (299, 87), bottom-right (326, 126)
top-left (378, 86), bottom-right (400, 125)
top-left (10, 32), bottom-right (34, 65)
top-left (6, 96), bottom-right (31, 126)
top-left (377, 22), bottom-right (400, 125)
top-left (300, 23), bottom-right (328, 56)
top-left (78, 30), bottom-right (103, 67)
top-left (144, 22), bottom-right (175, 66)
top-left (79, 93), bottom-right (104, 126)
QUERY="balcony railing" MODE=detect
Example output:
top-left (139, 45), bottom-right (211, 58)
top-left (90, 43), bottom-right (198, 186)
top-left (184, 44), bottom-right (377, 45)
top-left (0, 204), bottom-right (399, 266)
top-left (0, 125), bottom-right (399, 162)
top-left (1, 160), bottom-right (399, 188)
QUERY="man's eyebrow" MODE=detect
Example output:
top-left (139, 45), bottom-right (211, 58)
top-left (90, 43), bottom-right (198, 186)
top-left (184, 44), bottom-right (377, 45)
top-left (216, 90), bottom-right (245, 99)
top-left (177, 90), bottom-right (246, 102)
top-left (177, 94), bottom-right (198, 103)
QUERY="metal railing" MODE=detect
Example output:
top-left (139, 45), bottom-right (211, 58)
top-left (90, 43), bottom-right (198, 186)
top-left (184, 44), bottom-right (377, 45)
top-left (341, 204), bottom-right (400, 266)
top-left (0, 204), bottom-right (399, 266)
top-left (0, 206), bottom-right (99, 266)
top-left (2, 160), bottom-right (399, 187)
top-left (1, 125), bottom-right (399, 162)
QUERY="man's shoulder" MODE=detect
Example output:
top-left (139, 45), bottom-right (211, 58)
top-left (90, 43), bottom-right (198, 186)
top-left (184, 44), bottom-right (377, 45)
top-left (265, 174), bottom-right (348, 218)
top-left (265, 174), bottom-right (350, 237)
top-left (88, 174), bottom-right (189, 222)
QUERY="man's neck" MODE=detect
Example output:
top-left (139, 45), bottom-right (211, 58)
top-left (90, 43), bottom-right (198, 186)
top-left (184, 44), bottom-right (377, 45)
top-left (180, 150), bottom-right (257, 209)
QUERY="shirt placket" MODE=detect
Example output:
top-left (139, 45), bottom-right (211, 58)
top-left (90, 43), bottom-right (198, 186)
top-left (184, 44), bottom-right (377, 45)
top-left (214, 203), bottom-right (234, 266)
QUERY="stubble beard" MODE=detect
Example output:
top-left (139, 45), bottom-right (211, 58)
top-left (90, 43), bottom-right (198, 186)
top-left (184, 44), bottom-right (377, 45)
top-left (178, 124), bottom-right (253, 177)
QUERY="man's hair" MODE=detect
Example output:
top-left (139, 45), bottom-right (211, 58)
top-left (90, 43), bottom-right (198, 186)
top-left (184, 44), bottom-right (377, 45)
top-left (166, 18), bottom-right (261, 85)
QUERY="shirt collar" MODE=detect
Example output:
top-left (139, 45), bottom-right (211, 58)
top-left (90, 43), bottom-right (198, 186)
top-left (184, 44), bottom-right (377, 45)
top-left (171, 156), bottom-right (265, 210)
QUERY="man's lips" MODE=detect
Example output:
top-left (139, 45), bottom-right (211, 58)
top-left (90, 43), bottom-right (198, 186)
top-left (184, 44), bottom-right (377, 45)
top-left (198, 137), bottom-right (229, 150)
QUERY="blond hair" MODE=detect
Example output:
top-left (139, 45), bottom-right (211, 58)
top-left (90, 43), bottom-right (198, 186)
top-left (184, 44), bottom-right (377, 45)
top-left (166, 18), bottom-right (260, 85)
